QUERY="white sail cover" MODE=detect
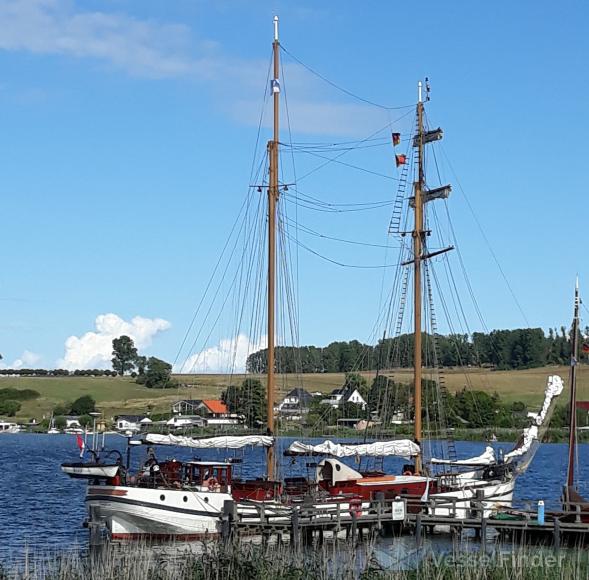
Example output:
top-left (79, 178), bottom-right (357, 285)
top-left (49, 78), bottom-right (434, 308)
top-left (431, 445), bottom-right (496, 466)
top-left (504, 374), bottom-right (564, 463)
top-left (145, 434), bottom-right (274, 449)
top-left (286, 439), bottom-right (419, 458)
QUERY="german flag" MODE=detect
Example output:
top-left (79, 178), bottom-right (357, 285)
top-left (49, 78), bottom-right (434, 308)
top-left (392, 132), bottom-right (401, 146)
top-left (395, 154), bottom-right (407, 167)
top-left (582, 343), bottom-right (589, 353)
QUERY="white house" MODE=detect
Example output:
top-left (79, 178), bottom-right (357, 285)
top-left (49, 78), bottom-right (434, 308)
top-left (277, 388), bottom-right (313, 419)
top-left (166, 415), bottom-right (206, 429)
top-left (115, 415), bottom-right (150, 433)
top-left (321, 388), bottom-right (367, 410)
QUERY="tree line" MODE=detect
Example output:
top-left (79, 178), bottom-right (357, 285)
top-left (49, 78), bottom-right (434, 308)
top-left (246, 327), bottom-right (589, 374)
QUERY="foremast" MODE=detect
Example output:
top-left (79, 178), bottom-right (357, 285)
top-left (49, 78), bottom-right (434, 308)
top-left (266, 16), bottom-right (280, 480)
top-left (413, 82), bottom-right (425, 474)
top-left (566, 278), bottom-right (580, 490)
top-left (409, 81), bottom-right (452, 475)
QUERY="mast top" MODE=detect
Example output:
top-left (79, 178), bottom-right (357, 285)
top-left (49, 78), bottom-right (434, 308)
top-left (274, 15), bottom-right (279, 42)
top-left (418, 81), bottom-right (422, 104)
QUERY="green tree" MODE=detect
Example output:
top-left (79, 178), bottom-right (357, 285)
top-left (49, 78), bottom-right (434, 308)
top-left (0, 400), bottom-right (21, 416)
top-left (135, 355), bottom-right (148, 376)
top-left (54, 416), bottom-right (67, 429)
top-left (70, 395), bottom-right (96, 415)
top-left (222, 378), bottom-right (267, 428)
top-left (78, 414), bottom-right (93, 428)
top-left (112, 335), bottom-right (138, 376)
top-left (137, 357), bottom-right (175, 389)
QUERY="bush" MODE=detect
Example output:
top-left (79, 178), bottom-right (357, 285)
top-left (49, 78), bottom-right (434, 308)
top-left (0, 388), bottom-right (40, 402)
top-left (54, 416), bottom-right (67, 429)
top-left (0, 400), bottom-right (21, 416)
top-left (70, 395), bottom-right (96, 415)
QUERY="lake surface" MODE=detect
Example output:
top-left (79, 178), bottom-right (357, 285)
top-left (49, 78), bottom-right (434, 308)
top-left (1, 433), bottom-right (588, 562)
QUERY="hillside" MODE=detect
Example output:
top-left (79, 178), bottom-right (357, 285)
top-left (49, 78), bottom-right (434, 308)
top-left (2, 365), bottom-right (587, 421)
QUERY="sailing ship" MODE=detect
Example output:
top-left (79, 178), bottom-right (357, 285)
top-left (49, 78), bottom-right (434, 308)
top-left (61, 16), bottom-right (565, 539)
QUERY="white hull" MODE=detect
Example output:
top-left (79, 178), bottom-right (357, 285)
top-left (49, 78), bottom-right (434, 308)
top-left (62, 464), bottom-right (120, 478)
top-left (429, 478), bottom-right (515, 519)
top-left (87, 485), bottom-right (230, 539)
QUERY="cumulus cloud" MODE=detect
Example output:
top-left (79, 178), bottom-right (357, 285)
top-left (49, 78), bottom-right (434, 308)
top-left (57, 313), bottom-right (170, 370)
top-left (177, 334), bottom-right (266, 374)
top-left (0, 349), bottom-right (43, 369)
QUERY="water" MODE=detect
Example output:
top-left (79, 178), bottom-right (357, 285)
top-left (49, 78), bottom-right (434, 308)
top-left (1, 433), bottom-right (588, 562)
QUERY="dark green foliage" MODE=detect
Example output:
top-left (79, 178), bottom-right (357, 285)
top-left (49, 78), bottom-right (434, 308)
top-left (70, 395), bottom-right (96, 415)
top-left (112, 335), bottom-right (138, 376)
top-left (77, 414), bottom-right (93, 427)
top-left (53, 403), bottom-right (71, 416)
top-left (54, 416), bottom-right (67, 429)
top-left (247, 326), bottom-right (586, 373)
top-left (0, 400), bottom-right (21, 416)
top-left (0, 388), bottom-right (40, 401)
top-left (135, 357), bottom-right (175, 389)
top-left (222, 378), bottom-right (266, 428)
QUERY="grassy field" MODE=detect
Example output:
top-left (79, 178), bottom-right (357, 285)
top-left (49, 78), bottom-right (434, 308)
top-left (2, 364), bottom-right (587, 420)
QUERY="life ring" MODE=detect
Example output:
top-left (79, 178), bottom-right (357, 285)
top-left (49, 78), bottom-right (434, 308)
top-left (403, 470), bottom-right (413, 476)
top-left (349, 498), bottom-right (362, 518)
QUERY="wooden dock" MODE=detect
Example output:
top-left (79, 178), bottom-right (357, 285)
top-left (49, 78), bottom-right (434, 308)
top-left (219, 495), bottom-right (589, 548)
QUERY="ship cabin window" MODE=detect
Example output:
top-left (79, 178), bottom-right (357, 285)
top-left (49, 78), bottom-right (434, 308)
top-left (184, 463), bottom-right (232, 491)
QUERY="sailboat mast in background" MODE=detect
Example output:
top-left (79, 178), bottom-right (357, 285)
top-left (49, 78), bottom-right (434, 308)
top-left (566, 278), bottom-right (580, 489)
top-left (266, 16), bottom-right (280, 480)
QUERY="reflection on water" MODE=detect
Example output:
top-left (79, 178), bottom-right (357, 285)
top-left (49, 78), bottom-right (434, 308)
top-left (0, 433), bottom-right (587, 562)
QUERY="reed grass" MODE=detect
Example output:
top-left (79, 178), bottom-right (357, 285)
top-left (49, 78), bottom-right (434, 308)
top-left (2, 540), bottom-right (589, 580)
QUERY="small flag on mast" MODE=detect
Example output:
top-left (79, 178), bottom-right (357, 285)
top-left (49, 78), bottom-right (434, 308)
top-left (395, 154), bottom-right (407, 167)
top-left (271, 79), bottom-right (280, 94)
top-left (392, 133), bottom-right (401, 146)
top-left (76, 434), bottom-right (85, 458)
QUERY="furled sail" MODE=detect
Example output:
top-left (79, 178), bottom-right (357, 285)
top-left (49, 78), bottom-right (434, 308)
top-left (145, 434), bottom-right (274, 449)
top-left (504, 374), bottom-right (564, 470)
top-left (285, 439), bottom-right (419, 458)
top-left (431, 446), bottom-right (496, 466)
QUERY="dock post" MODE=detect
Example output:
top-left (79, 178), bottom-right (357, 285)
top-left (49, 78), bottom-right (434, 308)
top-left (291, 508), bottom-right (300, 552)
top-left (374, 492), bottom-right (384, 534)
top-left (415, 513), bottom-right (422, 549)
top-left (480, 514), bottom-right (487, 553)
top-left (222, 500), bottom-right (235, 544)
top-left (88, 506), bottom-right (104, 562)
top-left (351, 511), bottom-right (358, 544)
top-left (553, 518), bottom-right (561, 552)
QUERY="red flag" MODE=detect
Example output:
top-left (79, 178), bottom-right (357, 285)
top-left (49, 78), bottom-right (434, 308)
top-left (582, 343), bottom-right (589, 353)
top-left (76, 434), bottom-right (85, 458)
top-left (392, 132), bottom-right (401, 146)
top-left (395, 154), bottom-right (407, 167)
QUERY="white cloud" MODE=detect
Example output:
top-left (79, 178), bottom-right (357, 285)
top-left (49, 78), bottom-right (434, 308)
top-left (0, 349), bottom-right (43, 369)
top-left (57, 313), bottom-right (170, 370)
top-left (177, 334), bottom-right (266, 374)
top-left (0, 1), bottom-right (385, 136)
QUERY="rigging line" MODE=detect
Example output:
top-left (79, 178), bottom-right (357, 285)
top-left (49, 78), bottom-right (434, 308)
top-left (439, 144), bottom-right (530, 327)
top-left (282, 216), bottom-right (401, 249)
top-left (280, 45), bottom-right (414, 111)
top-left (284, 188), bottom-right (394, 208)
top-left (288, 136), bottom-right (391, 146)
top-left (284, 142), bottom-right (392, 153)
top-left (293, 147), bottom-right (399, 182)
top-left (283, 193), bottom-right (394, 214)
top-left (283, 230), bottom-right (401, 269)
top-left (296, 110), bottom-right (415, 183)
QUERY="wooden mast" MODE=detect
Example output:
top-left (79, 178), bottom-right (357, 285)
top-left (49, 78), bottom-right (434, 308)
top-left (413, 82), bottom-right (425, 474)
top-left (566, 278), bottom-right (580, 489)
top-left (266, 15), bottom-right (280, 480)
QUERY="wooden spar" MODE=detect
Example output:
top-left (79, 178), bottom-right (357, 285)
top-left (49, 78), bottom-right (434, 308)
top-left (412, 83), bottom-right (425, 474)
top-left (266, 16), bottom-right (280, 480)
top-left (566, 278), bottom-right (580, 489)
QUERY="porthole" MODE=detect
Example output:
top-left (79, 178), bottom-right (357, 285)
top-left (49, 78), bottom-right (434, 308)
top-left (160, 494), bottom-right (165, 501)
top-left (183, 496), bottom-right (188, 502)
top-left (335, 464), bottom-right (341, 472)
top-left (204, 497), bottom-right (209, 503)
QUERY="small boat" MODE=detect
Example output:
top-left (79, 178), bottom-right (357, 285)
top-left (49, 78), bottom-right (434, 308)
top-left (61, 462), bottom-right (121, 479)
top-left (48, 428), bottom-right (61, 434)
top-left (0, 422), bottom-right (21, 434)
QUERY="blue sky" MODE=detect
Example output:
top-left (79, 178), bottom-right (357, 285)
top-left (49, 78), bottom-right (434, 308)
top-left (0, 1), bottom-right (586, 371)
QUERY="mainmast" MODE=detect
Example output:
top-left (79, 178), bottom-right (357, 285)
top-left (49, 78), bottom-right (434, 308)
top-left (266, 15), bottom-right (280, 480)
top-left (566, 278), bottom-right (580, 489)
top-left (413, 82), bottom-right (425, 475)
